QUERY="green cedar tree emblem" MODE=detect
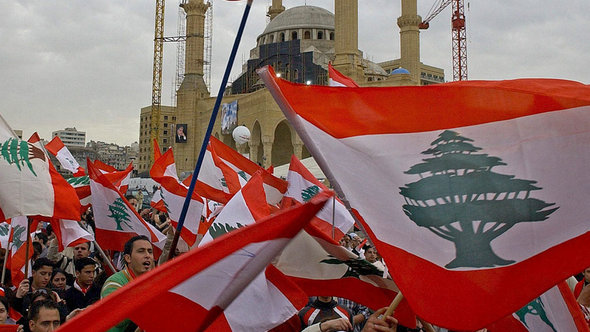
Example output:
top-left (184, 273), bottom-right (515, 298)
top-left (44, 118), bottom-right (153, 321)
top-left (0, 224), bottom-right (9, 237)
top-left (320, 256), bottom-right (384, 278)
top-left (108, 198), bottom-right (133, 230)
top-left (0, 138), bottom-right (46, 176)
top-left (237, 171), bottom-right (248, 181)
top-left (301, 185), bottom-right (320, 202)
top-left (12, 225), bottom-right (26, 249)
top-left (208, 222), bottom-right (244, 239)
top-left (516, 297), bottom-right (556, 332)
top-left (399, 130), bottom-right (558, 268)
top-left (67, 176), bottom-right (89, 187)
top-left (220, 177), bottom-right (227, 188)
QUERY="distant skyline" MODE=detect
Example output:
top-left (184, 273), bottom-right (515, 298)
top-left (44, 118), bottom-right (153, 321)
top-left (1, 0), bottom-right (588, 146)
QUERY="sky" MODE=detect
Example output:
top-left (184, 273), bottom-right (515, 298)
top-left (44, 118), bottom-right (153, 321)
top-left (1, 0), bottom-right (588, 146)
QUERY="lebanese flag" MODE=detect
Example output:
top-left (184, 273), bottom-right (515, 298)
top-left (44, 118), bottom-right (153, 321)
top-left (47, 218), bottom-right (94, 251)
top-left (197, 172), bottom-right (310, 331)
top-left (7, 216), bottom-right (34, 286)
top-left (150, 149), bottom-right (205, 247)
top-left (209, 136), bottom-right (288, 205)
top-left (328, 63), bottom-right (359, 87)
top-left (0, 120), bottom-right (81, 221)
top-left (153, 138), bottom-right (162, 160)
top-left (94, 160), bottom-right (133, 194)
top-left (283, 154), bottom-right (355, 240)
top-left (274, 223), bottom-right (417, 328)
top-left (58, 192), bottom-right (330, 332)
top-left (88, 159), bottom-right (166, 252)
top-left (66, 176), bottom-right (92, 212)
top-left (487, 281), bottom-right (590, 332)
top-left (260, 65), bottom-right (590, 330)
top-left (0, 221), bottom-right (10, 249)
top-left (45, 136), bottom-right (85, 176)
top-left (150, 188), bottom-right (166, 212)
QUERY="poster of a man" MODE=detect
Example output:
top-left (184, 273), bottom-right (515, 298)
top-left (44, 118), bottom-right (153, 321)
top-left (176, 124), bottom-right (187, 143)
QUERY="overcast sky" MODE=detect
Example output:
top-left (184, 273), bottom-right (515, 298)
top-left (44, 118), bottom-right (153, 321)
top-left (1, 0), bottom-right (588, 146)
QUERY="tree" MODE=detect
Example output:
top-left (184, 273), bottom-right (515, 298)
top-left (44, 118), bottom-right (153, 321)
top-left (108, 198), bottom-right (133, 231)
top-left (399, 130), bottom-right (558, 268)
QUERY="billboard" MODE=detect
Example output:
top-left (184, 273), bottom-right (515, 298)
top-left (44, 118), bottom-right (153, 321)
top-left (221, 100), bottom-right (238, 135)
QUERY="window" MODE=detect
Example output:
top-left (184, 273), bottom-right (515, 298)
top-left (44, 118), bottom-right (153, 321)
top-left (164, 116), bottom-right (168, 120)
top-left (291, 31), bottom-right (298, 40)
top-left (163, 138), bottom-right (168, 143)
top-left (172, 116), bottom-right (176, 121)
top-left (164, 123), bottom-right (168, 128)
top-left (269, 35), bottom-right (274, 43)
top-left (279, 32), bottom-right (285, 42)
top-left (317, 31), bottom-right (323, 40)
top-left (330, 32), bottom-right (335, 41)
top-left (163, 130), bottom-right (168, 135)
top-left (304, 31), bottom-right (311, 39)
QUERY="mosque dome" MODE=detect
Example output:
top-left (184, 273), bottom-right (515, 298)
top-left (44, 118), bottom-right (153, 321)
top-left (391, 67), bottom-right (410, 75)
top-left (262, 6), bottom-right (334, 35)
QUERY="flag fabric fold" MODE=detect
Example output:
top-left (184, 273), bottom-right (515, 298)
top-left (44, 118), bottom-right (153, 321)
top-left (47, 218), bottom-right (94, 251)
top-left (328, 63), bottom-right (359, 87)
top-left (45, 136), bottom-right (85, 176)
top-left (7, 216), bottom-right (34, 286)
top-left (58, 192), bottom-right (331, 332)
top-left (259, 65), bottom-right (590, 330)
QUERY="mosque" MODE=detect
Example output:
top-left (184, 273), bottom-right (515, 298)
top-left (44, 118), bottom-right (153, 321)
top-left (136, 0), bottom-right (444, 176)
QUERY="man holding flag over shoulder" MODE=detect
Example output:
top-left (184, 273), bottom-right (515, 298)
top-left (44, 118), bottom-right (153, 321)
top-left (259, 65), bottom-right (590, 330)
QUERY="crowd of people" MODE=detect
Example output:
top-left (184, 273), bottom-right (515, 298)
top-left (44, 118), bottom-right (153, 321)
top-left (0, 196), bottom-right (588, 331)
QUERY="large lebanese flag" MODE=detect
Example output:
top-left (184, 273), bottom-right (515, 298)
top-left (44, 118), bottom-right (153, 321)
top-left (198, 172), bottom-right (308, 331)
top-left (45, 136), bottom-right (85, 176)
top-left (328, 63), bottom-right (359, 87)
top-left (88, 159), bottom-right (166, 252)
top-left (209, 136), bottom-right (288, 205)
top-left (150, 149), bottom-right (204, 247)
top-left (94, 160), bottom-right (133, 194)
top-left (58, 192), bottom-right (330, 332)
top-left (283, 154), bottom-right (355, 240)
top-left (487, 281), bottom-right (590, 332)
top-left (260, 66), bottom-right (590, 330)
top-left (0, 119), bottom-right (81, 220)
top-left (274, 224), bottom-right (417, 328)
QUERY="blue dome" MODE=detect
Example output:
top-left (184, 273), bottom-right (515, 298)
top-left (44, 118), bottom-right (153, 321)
top-left (391, 67), bottom-right (410, 75)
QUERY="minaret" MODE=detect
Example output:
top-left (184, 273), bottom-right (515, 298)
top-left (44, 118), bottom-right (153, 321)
top-left (332, 0), bottom-right (364, 82)
top-left (267, 0), bottom-right (285, 20)
top-left (397, 0), bottom-right (421, 84)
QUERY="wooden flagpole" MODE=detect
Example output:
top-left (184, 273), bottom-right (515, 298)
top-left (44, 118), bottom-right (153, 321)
top-left (23, 218), bottom-right (31, 279)
top-left (167, 0), bottom-right (255, 261)
top-left (94, 240), bottom-right (117, 274)
top-left (384, 292), bottom-right (404, 319)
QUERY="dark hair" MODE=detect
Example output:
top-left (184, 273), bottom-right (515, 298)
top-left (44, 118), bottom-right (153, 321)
top-left (30, 288), bottom-right (58, 303)
top-left (32, 257), bottom-right (53, 271)
top-left (28, 299), bottom-right (59, 321)
top-left (123, 235), bottom-right (150, 256)
top-left (51, 269), bottom-right (66, 280)
top-left (74, 257), bottom-right (96, 272)
top-left (34, 232), bottom-right (48, 245)
top-left (125, 194), bottom-right (137, 201)
top-left (73, 241), bottom-right (91, 250)
top-left (0, 296), bottom-right (9, 312)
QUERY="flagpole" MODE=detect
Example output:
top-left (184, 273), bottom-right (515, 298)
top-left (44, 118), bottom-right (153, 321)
top-left (167, 0), bottom-right (254, 262)
top-left (384, 292), bottom-right (403, 319)
top-left (331, 195), bottom-right (336, 240)
top-left (93, 240), bottom-right (117, 274)
top-left (24, 218), bottom-right (31, 279)
top-left (1, 241), bottom-right (11, 286)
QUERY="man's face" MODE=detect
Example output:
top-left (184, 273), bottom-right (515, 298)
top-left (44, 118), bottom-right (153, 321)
top-left (125, 240), bottom-right (154, 276)
top-left (73, 243), bottom-right (90, 260)
top-left (76, 264), bottom-right (95, 287)
top-left (128, 198), bottom-right (139, 211)
top-left (32, 266), bottom-right (53, 289)
top-left (583, 268), bottom-right (590, 282)
top-left (365, 248), bottom-right (378, 263)
top-left (29, 307), bottom-right (60, 332)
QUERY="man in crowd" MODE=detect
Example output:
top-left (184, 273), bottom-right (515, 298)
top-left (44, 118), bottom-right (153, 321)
top-left (28, 299), bottom-right (61, 332)
top-left (64, 257), bottom-right (100, 312)
top-left (575, 267), bottom-right (590, 298)
top-left (47, 238), bottom-right (91, 281)
top-left (11, 258), bottom-right (54, 316)
top-left (101, 235), bottom-right (155, 331)
top-left (299, 296), bottom-right (354, 331)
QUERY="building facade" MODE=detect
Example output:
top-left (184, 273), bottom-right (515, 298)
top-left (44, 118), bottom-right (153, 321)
top-left (52, 127), bottom-right (86, 148)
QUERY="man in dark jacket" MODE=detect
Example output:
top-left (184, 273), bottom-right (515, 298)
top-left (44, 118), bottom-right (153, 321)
top-left (64, 257), bottom-right (100, 312)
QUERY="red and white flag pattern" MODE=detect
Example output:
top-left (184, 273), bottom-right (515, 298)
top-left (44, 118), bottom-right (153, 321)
top-left (283, 154), bottom-right (355, 240)
top-left (88, 159), bottom-right (165, 252)
top-left (209, 136), bottom-right (288, 205)
top-left (7, 216), bottom-right (34, 286)
top-left (150, 149), bottom-right (204, 247)
top-left (94, 160), bottom-right (133, 194)
top-left (45, 136), bottom-right (85, 176)
top-left (260, 66), bottom-right (590, 330)
top-left (47, 218), bottom-right (94, 251)
top-left (328, 63), bottom-right (359, 87)
top-left (0, 119), bottom-right (81, 221)
top-left (487, 281), bottom-right (590, 332)
top-left (58, 192), bottom-right (330, 332)
top-left (150, 187), bottom-right (166, 212)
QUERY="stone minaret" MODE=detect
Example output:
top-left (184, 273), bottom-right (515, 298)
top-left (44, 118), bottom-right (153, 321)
top-left (267, 0), bottom-right (285, 20)
top-left (397, 0), bottom-right (421, 84)
top-left (175, 0), bottom-right (210, 173)
top-left (332, 0), bottom-right (364, 82)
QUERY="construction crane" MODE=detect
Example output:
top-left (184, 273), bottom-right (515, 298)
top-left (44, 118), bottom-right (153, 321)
top-left (419, 0), bottom-right (467, 81)
top-left (150, 0), bottom-right (165, 164)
